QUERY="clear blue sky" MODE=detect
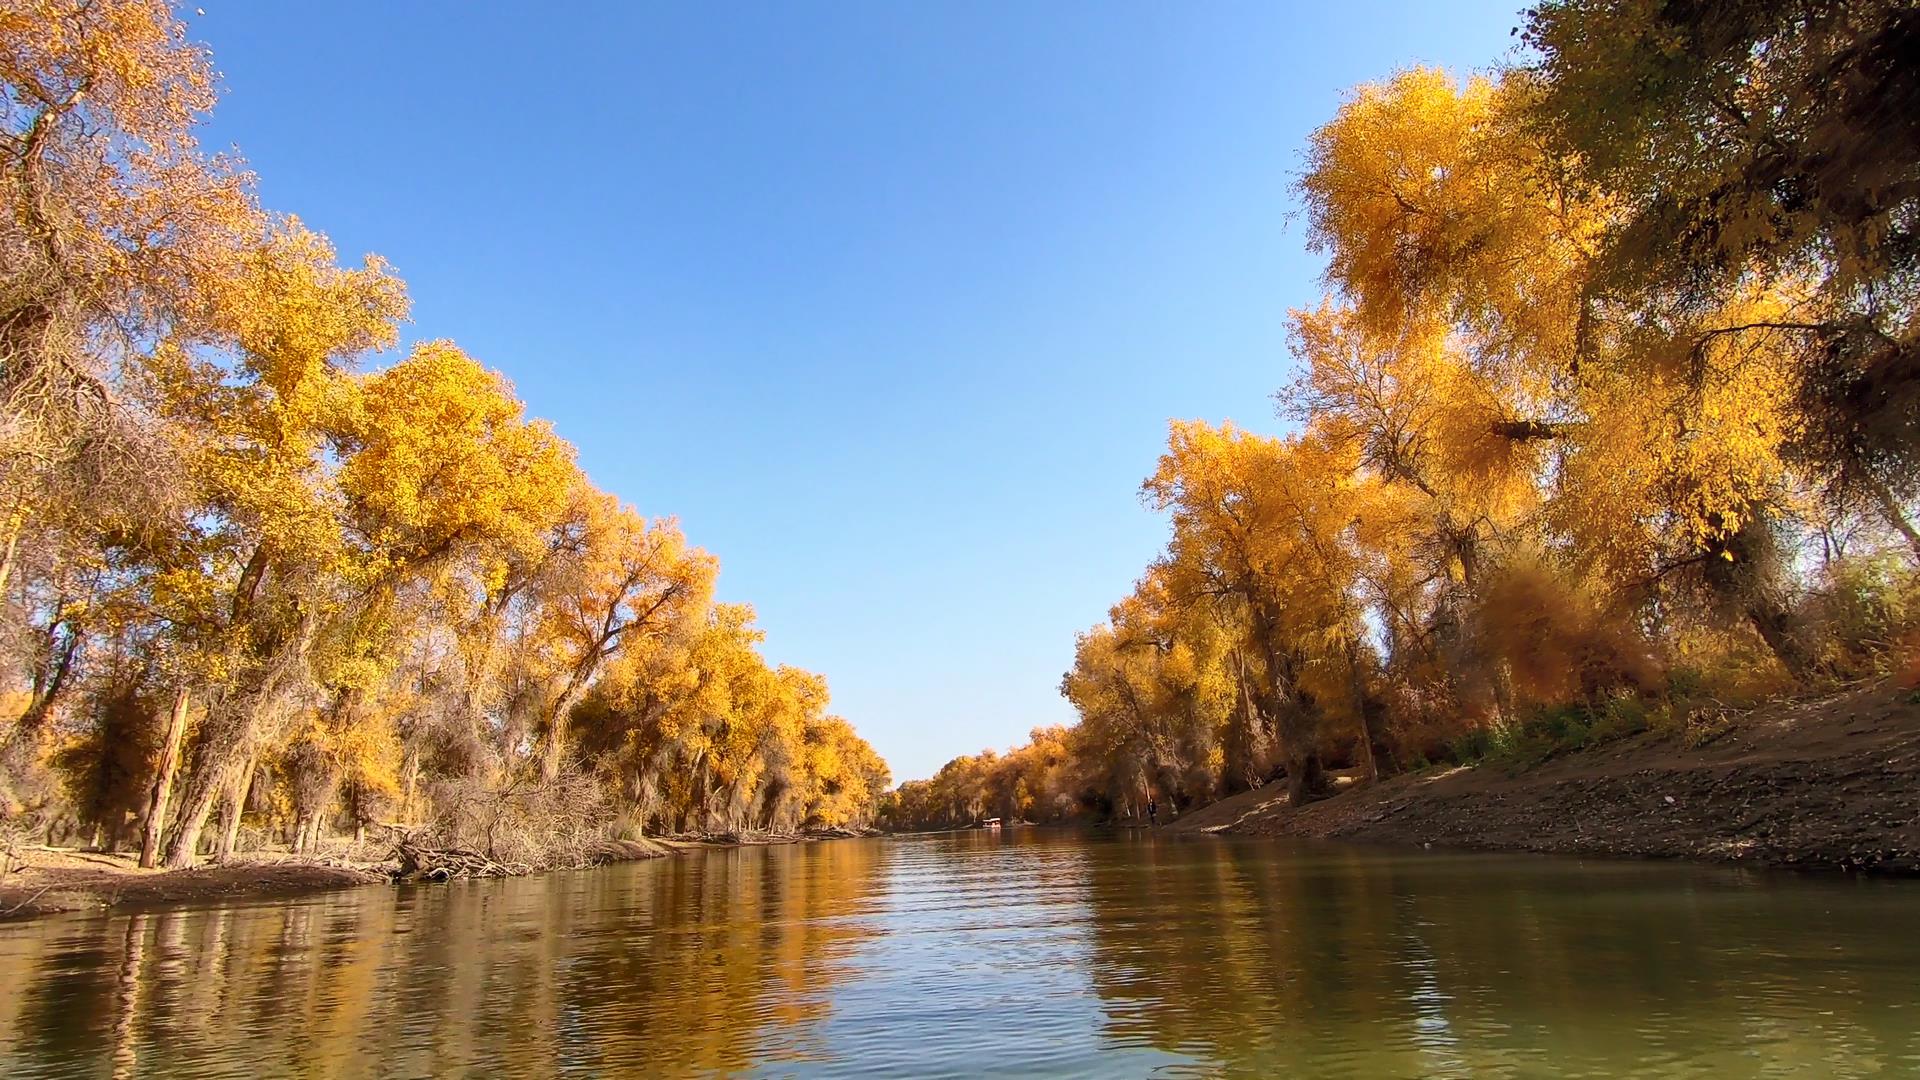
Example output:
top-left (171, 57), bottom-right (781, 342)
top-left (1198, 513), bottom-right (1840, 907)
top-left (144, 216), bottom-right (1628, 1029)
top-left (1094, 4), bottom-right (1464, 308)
top-left (190, 1), bottom-right (1521, 782)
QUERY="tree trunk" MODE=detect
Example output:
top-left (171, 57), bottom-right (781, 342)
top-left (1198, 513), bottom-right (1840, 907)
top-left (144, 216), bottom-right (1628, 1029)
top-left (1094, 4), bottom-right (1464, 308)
top-left (161, 767), bottom-right (223, 869)
top-left (4, 617), bottom-right (80, 751)
top-left (399, 754), bottom-right (418, 823)
top-left (0, 498), bottom-right (27, 600)
top-left (1285, 746), bottom-right (1327, 807)
top-left (139, 687), bottom-right (192, 869)
top-left (1354, 709), bottom-right (1380, 785)
top-left (541, 688), bottom-right (583, 781)
top-left (216, 757), bottom-right (254, 862)
top-left (1346, 642), bottom-right (1380, 784)
top-left (1747, 597), bottom-right (1813, 678)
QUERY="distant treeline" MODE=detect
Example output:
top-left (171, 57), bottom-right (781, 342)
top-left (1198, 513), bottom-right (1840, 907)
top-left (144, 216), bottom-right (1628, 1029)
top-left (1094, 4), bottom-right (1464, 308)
top-left (881, 0), bottom-right (1920, 831)
top-left (0, 1), bottom-right (889, 868)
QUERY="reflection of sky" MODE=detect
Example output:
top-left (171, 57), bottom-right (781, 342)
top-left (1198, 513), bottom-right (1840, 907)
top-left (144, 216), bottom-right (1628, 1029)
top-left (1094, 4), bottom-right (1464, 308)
top-left (791, 832), bottom-right (1194, 1078)
top-left (1395, 894), bottom-right (1468, 1078)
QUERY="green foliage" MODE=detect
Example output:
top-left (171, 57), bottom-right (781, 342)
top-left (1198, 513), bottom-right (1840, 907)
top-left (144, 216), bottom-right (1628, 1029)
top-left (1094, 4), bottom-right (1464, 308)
top-left (1807, 555), bottom-right (1920, 675)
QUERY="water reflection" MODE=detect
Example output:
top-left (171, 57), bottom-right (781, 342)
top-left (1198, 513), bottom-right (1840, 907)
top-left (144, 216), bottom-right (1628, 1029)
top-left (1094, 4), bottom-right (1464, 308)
top-left (1, 833), bottom-right (1916, 1078)
top-left (1077, 836), bottom-right (1920, 1077)
top-left (0, 840), bottom-right (888, 1078)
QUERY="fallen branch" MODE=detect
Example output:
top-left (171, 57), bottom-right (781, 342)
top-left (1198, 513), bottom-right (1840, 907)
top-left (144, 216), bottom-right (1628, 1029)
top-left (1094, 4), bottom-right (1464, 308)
top-left (1, 885), bottom-right (54, 917)
top-left (389, 839), bottom-right (534, 881)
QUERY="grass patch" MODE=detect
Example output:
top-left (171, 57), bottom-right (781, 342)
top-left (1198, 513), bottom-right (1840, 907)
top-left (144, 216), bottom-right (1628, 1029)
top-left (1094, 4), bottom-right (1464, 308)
top-left (1446, 693), bottom-right (1660, 771)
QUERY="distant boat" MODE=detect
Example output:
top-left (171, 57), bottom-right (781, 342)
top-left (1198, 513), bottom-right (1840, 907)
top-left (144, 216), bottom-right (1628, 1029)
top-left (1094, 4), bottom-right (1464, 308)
top-left (980, 817), bottom-right (1002, 829)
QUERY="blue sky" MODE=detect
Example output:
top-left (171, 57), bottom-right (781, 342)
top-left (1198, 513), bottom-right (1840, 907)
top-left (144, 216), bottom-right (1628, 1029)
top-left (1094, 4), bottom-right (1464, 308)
top-left (191, 1), bottom-right (1521, 782)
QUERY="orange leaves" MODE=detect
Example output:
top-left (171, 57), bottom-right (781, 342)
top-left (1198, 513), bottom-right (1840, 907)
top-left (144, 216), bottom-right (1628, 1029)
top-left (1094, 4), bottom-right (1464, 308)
top-left (3, 0), bottom-right (259, 316)
top-left (1475, 558), bottom-right (1660, 706)
top-left (1301, 67), bottom-right (1605, 382)
top-left (1301, 67), bottom-right (1503, 338)
top-left (210, 221), bottom-right (408, 397)
top-left (1, 1), bottom-right (214, 147)
top-left (2, 0), bottom-right (897, 848)
top-left (342, 343), bottom-right (576, 576)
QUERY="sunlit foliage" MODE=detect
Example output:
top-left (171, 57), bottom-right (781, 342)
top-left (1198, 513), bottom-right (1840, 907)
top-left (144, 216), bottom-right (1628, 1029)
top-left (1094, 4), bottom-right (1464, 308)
top-left (887, 21), bottom-right (1917, 829)
top-left (0, 1), bottom-right (887, 861)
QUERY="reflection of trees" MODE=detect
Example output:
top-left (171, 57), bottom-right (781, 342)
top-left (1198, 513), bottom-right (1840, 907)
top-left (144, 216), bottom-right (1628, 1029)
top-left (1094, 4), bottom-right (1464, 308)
top-left (0, 841), bottom-right (886, 1075)
top-left (1079, 839), bottom-right (1920, 1075)
top-left (4, 842), bottom-right (1918, 1075)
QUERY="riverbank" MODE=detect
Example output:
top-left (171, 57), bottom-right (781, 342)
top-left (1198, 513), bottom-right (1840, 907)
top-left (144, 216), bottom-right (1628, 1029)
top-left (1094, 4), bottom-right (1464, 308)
top-left (0, 830), bottom-right (881, 921)
top-left (0, 850), bottom-right (396, 920)
top-left (1170, 681), bottom-right (1920, 873)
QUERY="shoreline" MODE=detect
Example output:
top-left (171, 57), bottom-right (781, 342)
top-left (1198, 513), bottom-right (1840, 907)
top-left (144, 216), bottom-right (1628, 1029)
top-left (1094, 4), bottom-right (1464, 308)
top-left (10, 679), bottom-right (1913, 926)
top-left (1169, 682), bottom-right (1920, 874)
top-left (0, 829), bottom-right (880, 922)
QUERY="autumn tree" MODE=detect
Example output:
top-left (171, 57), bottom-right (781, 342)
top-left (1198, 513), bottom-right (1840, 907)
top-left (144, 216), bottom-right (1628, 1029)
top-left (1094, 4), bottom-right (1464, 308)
top-left (1521, 0), bottom-right (1920, 532)
top-left (1, 0), bottom-right (260, 595)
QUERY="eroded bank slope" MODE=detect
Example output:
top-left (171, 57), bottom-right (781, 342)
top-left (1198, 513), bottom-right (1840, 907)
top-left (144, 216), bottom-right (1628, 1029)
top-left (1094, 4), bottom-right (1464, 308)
top-left (1171, 683), bottom-right (1920, 873)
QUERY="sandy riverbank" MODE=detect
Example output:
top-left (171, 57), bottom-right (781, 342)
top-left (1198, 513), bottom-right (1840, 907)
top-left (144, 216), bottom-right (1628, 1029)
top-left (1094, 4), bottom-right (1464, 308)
top-left (0, 826), bottom-right (888, 921)
top-left (1168, 682), bottom-right (1920, 873)
top-left (0, 836), bottom-right (707, 921)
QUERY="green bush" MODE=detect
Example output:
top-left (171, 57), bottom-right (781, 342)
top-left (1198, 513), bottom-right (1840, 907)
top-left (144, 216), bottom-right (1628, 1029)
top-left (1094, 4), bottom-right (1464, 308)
top-left (1808, 555), bottom-right (1919, 675)
top-left (1448, 728), bottom-right (1495, 764)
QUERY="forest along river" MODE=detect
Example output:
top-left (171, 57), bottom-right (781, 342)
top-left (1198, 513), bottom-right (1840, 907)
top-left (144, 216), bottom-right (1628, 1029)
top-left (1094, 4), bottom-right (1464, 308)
top-left (1, 832), bottom-right (1917, 1078)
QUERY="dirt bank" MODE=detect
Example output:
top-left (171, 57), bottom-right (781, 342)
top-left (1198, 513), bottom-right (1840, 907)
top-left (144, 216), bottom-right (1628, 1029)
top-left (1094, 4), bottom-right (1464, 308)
top-left (1170, 682), bottom-right (1920, 873)
top-left (0, 851), bottom-right (392, 920)
top-left (0, 837), bottom-right (677, 922)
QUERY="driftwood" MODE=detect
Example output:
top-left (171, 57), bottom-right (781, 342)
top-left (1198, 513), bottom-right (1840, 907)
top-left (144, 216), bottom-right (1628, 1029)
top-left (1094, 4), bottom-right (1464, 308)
top-left (381, 828), bottom-right (667, 881)
top-left (390, 839), bottom-right (534, 881)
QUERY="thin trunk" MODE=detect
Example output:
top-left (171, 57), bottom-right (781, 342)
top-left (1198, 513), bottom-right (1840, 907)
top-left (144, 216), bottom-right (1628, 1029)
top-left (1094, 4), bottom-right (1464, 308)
top-left (216, 756), bottom-right (255, 862)
top-left (1490, 663), bottom-right (1516, 726)
top-left (5, 618), bottom-right (79, 750)
top-left (0, 499), bottom-right (27, 600)
top-left (1347, 647), bottom-right (1380, 784)
top-left (400, 754), bottom-right (418, 823)
top-left (139, 687), bottom-right (191, 869)
top-left (216, 795), bottom-right (240, 861)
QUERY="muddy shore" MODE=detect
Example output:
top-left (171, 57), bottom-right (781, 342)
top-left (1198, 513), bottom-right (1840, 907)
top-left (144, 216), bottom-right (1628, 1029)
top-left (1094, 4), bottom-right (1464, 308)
top-left (1171, 682), bottom-right (1920, 873)
top-left (0, 830), bottom-right (874, 922)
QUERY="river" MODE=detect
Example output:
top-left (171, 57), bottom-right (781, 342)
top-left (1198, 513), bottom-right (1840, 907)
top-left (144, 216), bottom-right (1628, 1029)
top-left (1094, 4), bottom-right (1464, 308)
top-left (1, 831), bottom-right (1916, 1077)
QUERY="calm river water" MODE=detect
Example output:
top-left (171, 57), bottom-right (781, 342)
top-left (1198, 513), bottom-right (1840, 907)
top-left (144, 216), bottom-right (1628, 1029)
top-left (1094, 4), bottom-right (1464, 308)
top-left (1, 831), bottom-right (1916, 1077)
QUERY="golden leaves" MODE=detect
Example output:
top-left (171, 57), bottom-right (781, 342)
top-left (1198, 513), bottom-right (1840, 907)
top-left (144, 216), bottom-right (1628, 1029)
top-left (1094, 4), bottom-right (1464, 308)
top-left (3, 0), bottom-right (895, 846)
top-left (342, 342), bottom-right (576, 574)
